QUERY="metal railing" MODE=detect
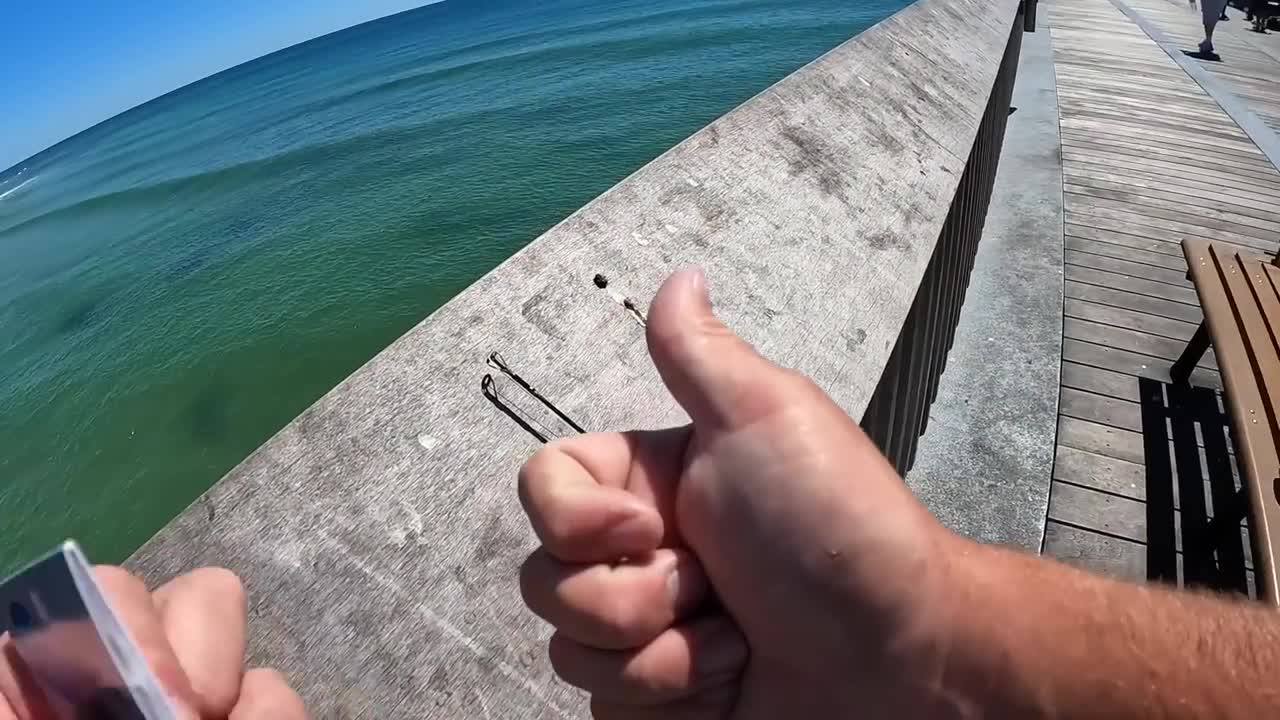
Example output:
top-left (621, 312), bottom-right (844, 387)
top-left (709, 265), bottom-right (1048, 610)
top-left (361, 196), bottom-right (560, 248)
top-left (861, 9), bottom-right (1028, 474)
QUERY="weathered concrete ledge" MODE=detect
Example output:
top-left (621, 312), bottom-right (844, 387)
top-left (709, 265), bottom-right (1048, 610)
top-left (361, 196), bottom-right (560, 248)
top-left (131, 1), bottom-right (1024, 716)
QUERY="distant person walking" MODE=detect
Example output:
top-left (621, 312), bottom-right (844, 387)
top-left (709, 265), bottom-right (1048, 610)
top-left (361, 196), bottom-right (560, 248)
top-left (1248, 0), bottom-right (1272, 32)
top-left (1199, 0), bottom-right (1231, 56)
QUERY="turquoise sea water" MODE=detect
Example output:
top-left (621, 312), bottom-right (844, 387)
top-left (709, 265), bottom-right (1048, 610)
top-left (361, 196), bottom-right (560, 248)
top-left (0, 0), bottom-right (908, 572)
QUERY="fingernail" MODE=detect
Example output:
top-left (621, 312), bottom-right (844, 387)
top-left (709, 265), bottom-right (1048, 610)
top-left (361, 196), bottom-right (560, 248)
top-left (688, 268), bottom-right (707, 295)
top-left (677, 268), bottom-right (710, 314)
top-left (667, 554), bottom-right (709, 616)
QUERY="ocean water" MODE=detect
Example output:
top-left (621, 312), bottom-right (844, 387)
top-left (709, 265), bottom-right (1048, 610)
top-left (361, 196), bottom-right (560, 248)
top-left (0, 0), bottom-right (909, 572)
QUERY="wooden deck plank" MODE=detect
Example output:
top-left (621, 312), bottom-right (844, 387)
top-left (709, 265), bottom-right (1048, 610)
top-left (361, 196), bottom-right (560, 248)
top-left (1065, 279), bottom-right (1204, 323)
top-left (1064, 223), bottom-right (1187, 259)
top-left (1048, 481), bottom-right (1253, 564)
top-left (1060, 387), bottom-right (1143, 433)
top-left (1065, 202), bottom-right (1278, 253)
top-left (1064, 184), bottom-right (1280, 236)
top-left (1049, 481), bottom-right (1149, 542)
top-left (1058, 415), bottom-right (1146, 465)
top-left (1064, 248), bottom-right (1193, 288)
top-left (1066, 265), bottom-right (1201, 306)
top-left (1064, 317), bottom-right (1216, 367)
top-left (1059, 119), bottom-right (1267, 158)
top-left (1043, 521), bottom-right (1148, 581)
top-left (1057, 105), bottom-right (1245, 140)
top-left (1063, 174), bottom-right (1280, 224)
top-left (1065, 193), bottom-right (1280, 247)
top-left (1056, 102), bottom-right (1253, 138)
top-left (1066, 213), bottom-right (1270, 262)
top-left (1064, 234), bottom-right (1188, 271)
top-left (1064, 298), bottom-right (1200, 341)
top-left (1061, 134), bottom-right (1279, 176)
top-left (1060, 149), bottom-right (1280, 192)
top-left (1062, 337), bottom-right (1223, 388)
top-left (1061, 361), bottom-right (1141, 401)
top-left (1055, 445), bottom-right (1147, 501)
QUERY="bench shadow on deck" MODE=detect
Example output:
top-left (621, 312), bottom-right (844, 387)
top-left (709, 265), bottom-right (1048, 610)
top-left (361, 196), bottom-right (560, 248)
top-left (1047, 375), bottom-right (1254, 598)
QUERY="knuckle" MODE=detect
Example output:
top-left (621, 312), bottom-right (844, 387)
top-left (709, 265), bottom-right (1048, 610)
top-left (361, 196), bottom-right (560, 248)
top-left (538, 497), bottom-right (584, 551)
top-left (518, 444), bottom-right (563, 489)
top-left (187, 567), bottom-right (246, 607)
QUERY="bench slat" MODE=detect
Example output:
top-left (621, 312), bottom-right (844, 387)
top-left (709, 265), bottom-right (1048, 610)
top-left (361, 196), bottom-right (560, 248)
top-left (1184, 240), bottom-right (1280, 604)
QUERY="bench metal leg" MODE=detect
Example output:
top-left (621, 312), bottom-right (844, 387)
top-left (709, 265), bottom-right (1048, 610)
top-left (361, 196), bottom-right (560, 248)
top-left (1172, 322), bottom-right (1210, 384)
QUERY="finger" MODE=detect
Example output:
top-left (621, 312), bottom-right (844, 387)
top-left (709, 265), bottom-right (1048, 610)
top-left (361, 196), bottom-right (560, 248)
top-left (228, 669), bottom-right (307, 720)
top-left (549, 429), bottom-right (690, 541)
top-left (0, 636), bottom-right (55, 720)
top-left (153, 568), bottom-right (247, 718)
top-left (521, 548), bottom-right (710, 649)
top-left (549, 615), bottom-right (746, 705)
top-left (646, 269), bottom-right (800, 431)
top-left (93, 567), bottom-right (199, 717)
top-left (520, 436), bottom-right (672, 563)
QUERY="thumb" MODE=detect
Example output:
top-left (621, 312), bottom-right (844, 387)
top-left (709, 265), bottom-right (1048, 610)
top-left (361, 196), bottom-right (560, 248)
top-left (646, 269), bottom-right (795, 430)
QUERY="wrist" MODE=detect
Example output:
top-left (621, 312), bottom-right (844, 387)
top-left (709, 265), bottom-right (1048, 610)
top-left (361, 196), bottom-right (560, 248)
top-left (930, 536), bottom-right (1050, 717)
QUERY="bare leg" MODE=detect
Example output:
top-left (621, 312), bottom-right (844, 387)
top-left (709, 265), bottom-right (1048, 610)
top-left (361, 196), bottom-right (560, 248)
top-left (1202, 0), bottom-right (1227, 51)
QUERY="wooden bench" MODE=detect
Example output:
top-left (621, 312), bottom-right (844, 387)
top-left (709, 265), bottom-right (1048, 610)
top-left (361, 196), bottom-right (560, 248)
top-left (1174, 239), bottom-right (1280, 605)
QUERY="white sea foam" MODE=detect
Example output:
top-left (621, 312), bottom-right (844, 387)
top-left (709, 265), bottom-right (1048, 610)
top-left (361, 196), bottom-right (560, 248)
top-left (0, 176), bottom-right (37, 201)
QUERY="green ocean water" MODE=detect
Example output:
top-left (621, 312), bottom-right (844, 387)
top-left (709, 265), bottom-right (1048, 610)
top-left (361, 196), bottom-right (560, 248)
top-left (0, 0), bottom-right (908, 573)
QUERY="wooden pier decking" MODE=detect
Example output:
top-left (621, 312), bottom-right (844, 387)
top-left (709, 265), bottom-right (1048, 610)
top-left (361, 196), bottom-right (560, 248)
top-left (1043, 0), bottom-right (1280, 593)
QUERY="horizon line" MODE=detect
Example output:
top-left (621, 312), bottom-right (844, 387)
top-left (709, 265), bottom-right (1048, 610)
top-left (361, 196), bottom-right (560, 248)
top-left (2, 0), bottom-right (449, 176)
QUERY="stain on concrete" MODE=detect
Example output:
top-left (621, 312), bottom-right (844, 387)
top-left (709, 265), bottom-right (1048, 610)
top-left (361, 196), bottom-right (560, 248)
top-left (519, 290), bottom-right (564, 341)
top-left (777, 124), bottom-right (850, 204)
top-left (844, 328), bottom-right (868, 351)
top-left (867, 229), bottom-right (909, 251)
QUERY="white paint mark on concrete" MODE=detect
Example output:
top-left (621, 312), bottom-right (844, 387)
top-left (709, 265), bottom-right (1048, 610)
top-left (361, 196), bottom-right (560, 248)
top-left (272, 538), bottom-right (306, 570)
top-left (417, 433), bottom-right (440, 451)
top-left (317, 532), bottom-right (572, 719)
top-left (386, 499), bottom-right (428, 548)
top-left (685, 177), bottom-right (700, 188)
top-left (631, 231), bottom-right (650, 246)
top-left (664, 223), bottom-right (678, 233)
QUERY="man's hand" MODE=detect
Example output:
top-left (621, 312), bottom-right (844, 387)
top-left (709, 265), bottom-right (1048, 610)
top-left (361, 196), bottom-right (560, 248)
top-left (0, 566), bottom-right (306, 720)
top-left (518, 269), bottom-right (1280, 720)
top-left (517, 269), bottom-right (963, 718)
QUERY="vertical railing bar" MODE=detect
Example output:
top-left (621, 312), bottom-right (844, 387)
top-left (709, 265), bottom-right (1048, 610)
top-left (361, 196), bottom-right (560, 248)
top-left (862, 13), bottom-right (1024, 475)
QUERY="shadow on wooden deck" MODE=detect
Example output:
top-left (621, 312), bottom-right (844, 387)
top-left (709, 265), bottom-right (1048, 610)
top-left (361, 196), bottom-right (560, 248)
top-left (1139, 377), bottom-right (1254, 597)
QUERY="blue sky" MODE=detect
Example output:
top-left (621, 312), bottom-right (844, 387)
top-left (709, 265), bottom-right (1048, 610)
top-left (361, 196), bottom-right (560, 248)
top-left (0, 1), bottom-right (438, 171)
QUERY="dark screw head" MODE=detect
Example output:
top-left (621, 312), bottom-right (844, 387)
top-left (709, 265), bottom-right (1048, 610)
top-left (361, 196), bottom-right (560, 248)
top-left (593, 274), bottom-right (609, 289)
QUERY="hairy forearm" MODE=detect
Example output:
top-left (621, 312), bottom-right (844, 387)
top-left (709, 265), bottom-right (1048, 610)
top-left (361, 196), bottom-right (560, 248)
top-left (943, 539), bottom-right (1280, 718)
